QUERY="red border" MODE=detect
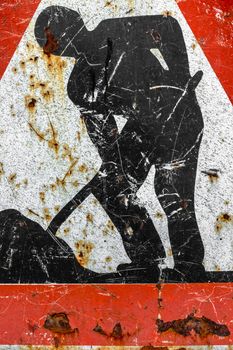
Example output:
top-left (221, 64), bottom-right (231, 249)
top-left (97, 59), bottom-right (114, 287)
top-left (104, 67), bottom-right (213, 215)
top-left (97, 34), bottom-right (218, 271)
top-left (0, 283), bottom-right (232, 346)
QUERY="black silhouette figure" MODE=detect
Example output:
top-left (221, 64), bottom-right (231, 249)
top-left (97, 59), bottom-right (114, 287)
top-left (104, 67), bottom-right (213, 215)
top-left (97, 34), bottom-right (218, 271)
top-left (35, 6), bottom-right (205, 281)
top-left (1, 6), bottom-right (232, 283)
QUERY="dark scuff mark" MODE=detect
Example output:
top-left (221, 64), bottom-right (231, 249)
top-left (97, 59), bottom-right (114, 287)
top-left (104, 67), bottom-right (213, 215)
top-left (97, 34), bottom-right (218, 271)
top-left (44, 312), bottom-right (78, 334)
top-left (156, 313), bottom-right (230, 337)
top-left (104, 37), bottom-right (113, 100)
top-left (201, 169), bottom-right (220, 183)
top-left (43, 27), bottom-right (59, 56)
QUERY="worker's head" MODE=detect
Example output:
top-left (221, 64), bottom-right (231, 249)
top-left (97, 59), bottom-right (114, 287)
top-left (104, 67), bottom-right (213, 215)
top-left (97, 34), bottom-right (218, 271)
top-left (34, 6), bottom-right (89, 58)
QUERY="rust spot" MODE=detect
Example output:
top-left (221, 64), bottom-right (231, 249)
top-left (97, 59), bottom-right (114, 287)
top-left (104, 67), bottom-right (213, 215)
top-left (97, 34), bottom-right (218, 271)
top-left (29, 56), bottom-right (39, 63)
top-left (48, 121), bottom-right (59, 154)
top-left (25, 96), bottom-right (37, 112)
top-left (155, 212), bottom-right (163, 219)
top-left (105, 256), bottom-right (112, 262)
top-left (78, 164), bottom-right (88, 173)
top-left (111, 322), bottom-right (123, 339)
top-left (43, 208), bottom-right (52, 222)
top-left (76, 131), bottom-right (81, 141)
top-left (0, 162), bottom-right (4, 178)
top-left (201, 169), bottom-right (219, 183)
top-left (72, 180), bottom-right (79, 188)
top-left (86, 212), bottom-right (94, 224)
top-left (39, 191), bottom-right (45, 203)
top-left (23, 179), bottom-right (28, 186)
top-left (106, 219), bottom-right (115, 230)
top-left (26, 42), bottom-right (35, 50)
top-left (54, 205), bottom-right (61, 213)
top-left (57, 159), bottom-right (78, 187)
top-left (215, 212), bottom-right (233, 232)
top-left (167, 248), bottom-right (173, 257)
top-left (191, 42), bottom-right (197, 50)
top-left (93, 322), bottom-right (125, 339)
top-left (93, 324), bottom-right (107, 336)
top-left (8, 173), bottom-right (16, 183)
top-left (156, 313), bottom-right (230, 337)
top-left (75, 240), bottom-right (94, 267)
top-left (44, 312), bottom-right (77, 334)
top-left (50, 183), bottom-right (57, 192)
top-left (12, 67), bottom-right (17, 74)
top-left (156, 283), bottom-right (163, 309)
top-left (162, 10), bottom-right (173, 17)
top-left (63, 227), bottom-right (70, 235)
top-left (43, 27), bottom-right (59, 56)
top-left (42, 89), bottom-right (53, 102)
top-left (19, 60), bottom-right (26, 70)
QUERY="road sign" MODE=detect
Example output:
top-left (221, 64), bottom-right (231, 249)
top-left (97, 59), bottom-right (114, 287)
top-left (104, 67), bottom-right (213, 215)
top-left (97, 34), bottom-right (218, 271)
top-left (0, 0), bottom-right (232, 347)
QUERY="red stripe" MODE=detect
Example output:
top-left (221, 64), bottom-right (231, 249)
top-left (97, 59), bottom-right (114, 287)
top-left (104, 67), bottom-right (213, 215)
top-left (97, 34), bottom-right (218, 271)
top-left (177, 0), bottom-right (233, 103)
top-left (0, 0), bottom-right (41, 78)
top-left (0, 283), bottom-right (232, 346)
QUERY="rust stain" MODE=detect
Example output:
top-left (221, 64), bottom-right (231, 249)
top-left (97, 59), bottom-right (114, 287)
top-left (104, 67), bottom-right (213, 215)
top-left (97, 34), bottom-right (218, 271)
top-left (86, 212), bottom-right (94, 224)
top-left (78, 163), bottom-right (88, 173)
top-left (104, 1), bottom-right (118, 11)
top-left (156, 283), bottom-right (163, 310)
top-left (0, 162), bottom-right (4, 178)
top-left (156, 313), bottom-right (230, 337)
top-left (63, 227), bottom-right (70, 235)
top-left (75, 240), bottom-right (94, 267)
top-left (43, 27), bottom-right (59, 56)
top-left (28, 122), bottom-right (46, 141)
top-left (28, 120), bottom-right (60, 156)
top-left (44, 312), bottom-right (77, 334)
top-left (48, 121), bottom-right (59, 154)
top-left (8, 173), bottom-right (17, 183)
top-left (19, 60), bottom-right (26, 70)
top-left (25, 96), bottom-right (37, 113)
top-left (72, 180), bottom-right (79, 187)
top-left (93, 324), bottom-right (107, 336)
top-left (162, 10), bottom-right (173, 17)
top-left (105, 256), bottom-right (112, 262)
top-left (12, 67), bottom-right (17, 74)
top-left (39, 191), bottom-right (45, 203)
top-left (155, 212), bottom-right (163, 219)
top-left (111, 322), bottom-right (123, 339)
top-left (56, 159), bottom-right (78, 187)
top-left (43, 208), bottom-right (52, 222)
top-left (215, 212), bottom-right (233, 232)
top-left (54, 205), bottom-right (61, 213)
top-left (93, 322), bottom-right (125, 340)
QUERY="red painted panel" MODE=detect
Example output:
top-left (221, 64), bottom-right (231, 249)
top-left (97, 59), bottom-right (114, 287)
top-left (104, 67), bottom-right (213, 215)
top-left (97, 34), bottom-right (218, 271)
top-left (0, 284), bottom-right (232, 346)
top-left (177, 0), bottom-right (233, 103)
top-left (0, 0), bottom-right (40, 78)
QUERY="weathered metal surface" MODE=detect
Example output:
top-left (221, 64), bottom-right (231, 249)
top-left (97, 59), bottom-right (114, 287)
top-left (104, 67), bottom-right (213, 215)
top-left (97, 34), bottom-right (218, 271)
top-left (0, 284), bottom-right (232, 346)
top-left (0, 0), bottom-right (232, 347)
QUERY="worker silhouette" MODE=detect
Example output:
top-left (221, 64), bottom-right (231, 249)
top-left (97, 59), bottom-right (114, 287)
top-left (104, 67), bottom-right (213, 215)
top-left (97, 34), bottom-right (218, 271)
top-left (35, 6), bottom-right (205, 281)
